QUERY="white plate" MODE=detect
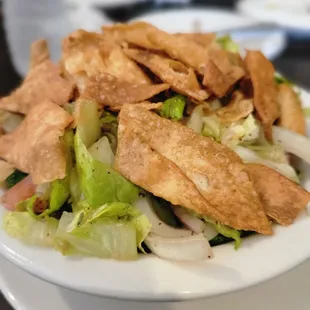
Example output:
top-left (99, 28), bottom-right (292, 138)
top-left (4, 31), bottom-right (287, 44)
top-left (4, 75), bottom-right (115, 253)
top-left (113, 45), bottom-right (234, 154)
top-left (0, 90), bottom-right (310, 301)
top-left (131, 9), bottom-right (287, 60)
top-left (238, 0), bottom-right (310, 32)
top-left (2, 252), bottom-right (310, 310)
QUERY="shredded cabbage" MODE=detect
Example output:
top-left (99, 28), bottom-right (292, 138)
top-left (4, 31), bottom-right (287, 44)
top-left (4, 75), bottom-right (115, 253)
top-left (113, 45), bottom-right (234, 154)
top-left (202, 114), bottom-right (260, 148)
top-left (4, 211), bottom-right (58, 247)
top-left (203, 217), bottom-right (241, 249)
top-left (56, 202), bottom-right (151, 259)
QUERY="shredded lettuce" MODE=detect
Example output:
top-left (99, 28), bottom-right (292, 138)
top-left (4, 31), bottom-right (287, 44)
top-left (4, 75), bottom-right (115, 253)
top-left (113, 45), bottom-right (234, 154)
top-left (74, 130), bottom-right (139, 207)
top-left (56, 202), bottom-right (151, 259)
top-left (202, 114), bottom-right (260, 148)
top-left (69, 167), bottom-right (81, 205)
top-left (216, 35), bottom-right (239, 53)
top-left (75, 99), bottom-right (101, 148)
top-left (203, 217), bottom-right (241, 249)
top-left (274, 74), bottom-right (293, 86)
top-left (100, 111), bottom-right (118, 125)
top-left (24, 131), bottom-right (73, 218)
top-left (4, 211), bottom-right (58, 247)
top-left (202, 115), bottom-right (222, 142)
top-left (160, 95), bottom-right (186, 121)
top-left (303, 108), bottom-right (310, 117)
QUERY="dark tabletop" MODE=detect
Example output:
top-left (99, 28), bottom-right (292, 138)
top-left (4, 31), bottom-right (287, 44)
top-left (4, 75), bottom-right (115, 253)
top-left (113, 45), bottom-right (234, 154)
top-left (1, 1), bottom-right (310, 309)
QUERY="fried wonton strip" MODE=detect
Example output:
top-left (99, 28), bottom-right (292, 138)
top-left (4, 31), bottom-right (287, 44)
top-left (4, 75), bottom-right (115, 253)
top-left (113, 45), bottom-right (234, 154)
top-left (104, 22), bottom-right (210, 71)
top-left (62, 29), bottom-right (150, 85)
top-left (203, 49), bottom-right (245, 97)
top-left (146, 28), bottom-right (210, 71)
top-left (0, 101), bottom-right (73, 184)
top-left (102, 22), bottom-right (161, 50)
top-left (0, 160), bottom-right (14, 182)
top-left (215, 91), bottom-right (254, 123)
top-left (277, 84), bottom-right (306, 135)
top-left (115, 128), bottom-right (227, 221)
top-left (117, 104), bottom-right (272, 234)
top-left (30, 39), bottom-right (50, 69)
top-left (245, 51), bottom-right (279, 141)
top-left (175, 33), bottom-right (216, 48)
top-left (0, 61), bottom-right (74, 115)
top-left (83, 73), bottom-right (169, 109)
top-left (124, 48), bottom-right (210, 102)
top-left (247, 164), bottom-right (310, 225)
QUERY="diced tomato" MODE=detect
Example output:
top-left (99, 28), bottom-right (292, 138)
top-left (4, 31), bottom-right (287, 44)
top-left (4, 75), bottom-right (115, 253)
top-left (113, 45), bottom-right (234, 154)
top-left (1, 176), bottom-right (36, 210)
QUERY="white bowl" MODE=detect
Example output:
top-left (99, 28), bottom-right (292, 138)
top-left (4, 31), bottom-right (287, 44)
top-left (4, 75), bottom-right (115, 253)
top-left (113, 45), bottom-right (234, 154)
top-left (0, 90), bottom-right (310, 301)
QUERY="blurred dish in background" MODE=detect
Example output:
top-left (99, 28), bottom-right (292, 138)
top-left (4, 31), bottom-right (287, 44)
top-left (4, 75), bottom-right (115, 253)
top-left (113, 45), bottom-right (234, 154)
top-left (3, 0), bottom-right (112, 77)
top-left (131, 9), bottom-right (287, 60)
top-left (66, 0), bottom-right (145, 9)
top-left (237, 0), bottom-right (310, 35)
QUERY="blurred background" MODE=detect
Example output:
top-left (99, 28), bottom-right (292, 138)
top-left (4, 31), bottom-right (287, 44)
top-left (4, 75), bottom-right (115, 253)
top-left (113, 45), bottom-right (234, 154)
top-left (0, 0), bottom-right (310, 309)
top-left (1, 0), bottom-right (310, 97)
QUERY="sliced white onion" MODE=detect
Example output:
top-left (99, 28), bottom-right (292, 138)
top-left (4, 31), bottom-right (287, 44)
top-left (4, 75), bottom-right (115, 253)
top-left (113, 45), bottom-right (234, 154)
top-left (135, 198), bottom-right (192, 238)
top-left (145, 233), bottom-right (213, 261)
top-left (235, 146), bottom-right (299, 182)
top-left (273, 126), bottom-right (310, 165)
top-left (172, 206), bottom-right (218, 240)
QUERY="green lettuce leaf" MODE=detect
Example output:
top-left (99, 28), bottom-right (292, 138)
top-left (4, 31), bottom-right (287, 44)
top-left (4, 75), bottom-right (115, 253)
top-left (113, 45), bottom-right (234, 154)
top-left (76, 99), bottom-right (101, 148)
top-left (202, 114), bottom-right (260, 148)
top-left (216, 35), bottom-right (239, 53)
top-left (160, 95), bottom-right (186, 121)
top-left (204, 217), bottom-right (241, 249)
top-left (202, 115), bottom-right (222, 142)
top-left (74, 129), bottom-right (139, 207)
top-left (56, 202), bottom-right (151, 259)
top-left (25, 131), bottom-right (73, 218)
top-left (274, 74), bottom-right (293, 86)
top-left (100, 111), bottom-right (118, 125)
top-left (303, 108), bottom-right (310, 117)
top-left (4, 211), bottom-right (58, 247)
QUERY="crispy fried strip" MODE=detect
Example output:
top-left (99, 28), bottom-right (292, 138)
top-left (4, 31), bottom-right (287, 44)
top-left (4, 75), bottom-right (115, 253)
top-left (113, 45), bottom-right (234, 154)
top-left (102, 22), bottom-right (161, 50)
top-left (203, 49), bottom-right (245, 97)
top-left (124, 48), bottom-right (210, 102)
top-left (83, 73), bottom-right (169, 109)
top-left (175, 33), bottom-right (216, 48)
top-left (245, 51), bottom-right (279, 141)
top-left (215, 91), bottom-right (254, 123)
top-left (0, 101), bottom-right (73, 184)
top-left (0, 61), bottom-right (74, 115)
top-left (247, 164), bottom-right (310, 225)
top-left (277, 84), bottom-right (306, 135)
top-left (115, 128), bottom-right (228, 221)
top-left (62, 29), bottom-right (151, 86)
top-left (30, 39), bottom-right (50, 69)
top-left (104, 22), bottom-right (210, 71)
top-left (116, 104), bottom-right (272, 234)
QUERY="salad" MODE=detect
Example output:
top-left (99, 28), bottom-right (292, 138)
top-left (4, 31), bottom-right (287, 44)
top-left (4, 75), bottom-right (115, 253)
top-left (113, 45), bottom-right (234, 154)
top-left (0, 22), bottom-right (309, 261)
